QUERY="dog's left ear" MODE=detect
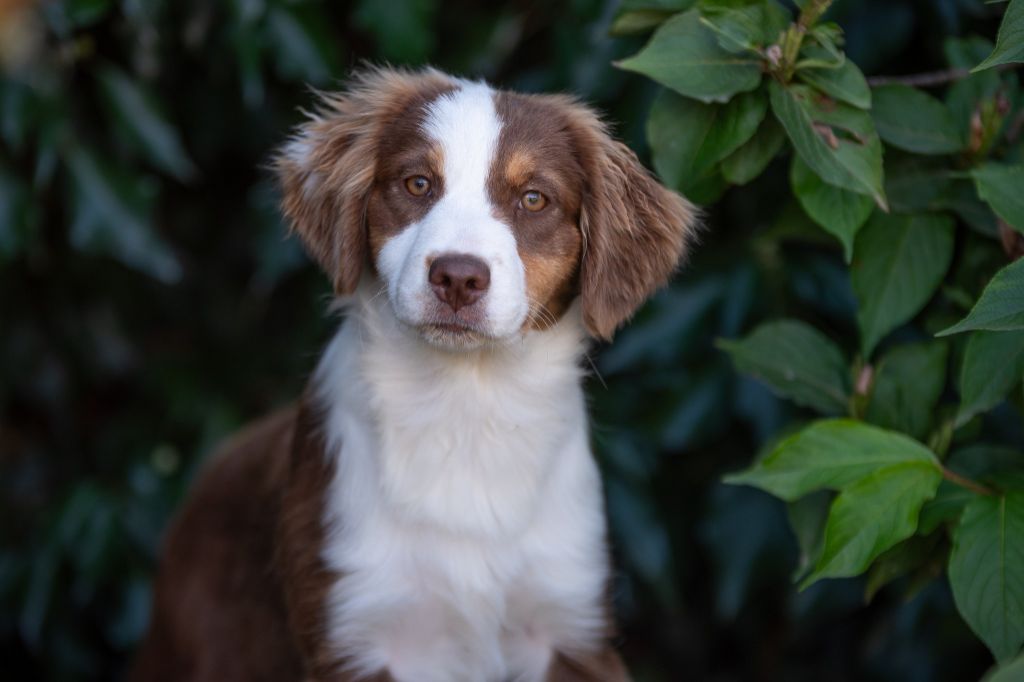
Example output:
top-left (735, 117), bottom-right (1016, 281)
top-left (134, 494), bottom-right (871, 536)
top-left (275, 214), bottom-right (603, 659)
top-left (571, 109), bottom-right (698, 341)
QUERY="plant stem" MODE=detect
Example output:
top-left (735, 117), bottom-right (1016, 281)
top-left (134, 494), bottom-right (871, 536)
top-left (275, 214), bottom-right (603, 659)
top-left (777, 0), bottom-right (834, 82)
top-left (941, 466), bottom-right (998, 497)
top-left (867, 63), bottom-right (1020, 88)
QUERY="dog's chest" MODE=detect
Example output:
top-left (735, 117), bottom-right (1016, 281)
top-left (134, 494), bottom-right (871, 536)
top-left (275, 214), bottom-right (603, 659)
top-left (312, 320), bottom-right (610, 681)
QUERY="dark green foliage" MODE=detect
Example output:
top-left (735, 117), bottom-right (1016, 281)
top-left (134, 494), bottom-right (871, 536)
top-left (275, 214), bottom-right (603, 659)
top-left (2, 0), bottom-right (1023, 681)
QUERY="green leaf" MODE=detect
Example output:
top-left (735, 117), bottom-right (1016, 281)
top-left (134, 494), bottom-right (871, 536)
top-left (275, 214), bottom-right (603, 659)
top-left (647, 88), bottom-right (766, 192)
top-left (973, 164), bottom-right (1024, 234)
top-left (96, 66), bottom-right (197, 182)
top-left (974, 0), bottom-right (1024, 72)
top-left (865, 341), bottom-right (949, 440)
top-left (852, 213), bottom-right (955, 356)
top-left (958, 331), bottom-right (1024, 425)
top-left (65, 148), bottom-right (182, 283)
top-left (949, 492), bottom-right (1024, 662)
top-left (699, 5), bottom-right (760, 54)
top-left (797, 57), bottom-right (872, 110)
top-left (790, 155), bottom-right (873, 262)
top-left (802, 462), bottom-right (941, 587)
top-left (870, 85), bottom-right (963, 155)
top-left (717, 320), bottom-right (850, 415)
top-left (616, 10), bottom-right (762, 103)
top-left (720, 115), bottom-right (786, 185)
top-left (725, 419), bottom-right (939, 501)
top-left (985, 651), bottom-right (1024, 682)
top-left (865, 533), bottom-right (942, 601)
top-left (770, 80), bottom-right (886, 208)
top-left (938, 258), bottom-right (1024, 335)
top-left (609, 0), bottom-right (695, 36)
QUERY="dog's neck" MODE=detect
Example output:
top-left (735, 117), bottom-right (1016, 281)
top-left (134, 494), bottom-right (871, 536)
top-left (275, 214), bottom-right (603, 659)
top-left (312, 279), bottom-right (592, 539)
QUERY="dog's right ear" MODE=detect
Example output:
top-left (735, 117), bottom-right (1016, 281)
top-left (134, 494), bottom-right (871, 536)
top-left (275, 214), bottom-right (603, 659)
top-left (274, 67), bottom-right (453, 295)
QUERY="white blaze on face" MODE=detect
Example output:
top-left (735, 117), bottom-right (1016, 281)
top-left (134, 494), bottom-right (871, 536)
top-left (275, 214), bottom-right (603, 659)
top-left (375, 81), bottom-right (529, 341)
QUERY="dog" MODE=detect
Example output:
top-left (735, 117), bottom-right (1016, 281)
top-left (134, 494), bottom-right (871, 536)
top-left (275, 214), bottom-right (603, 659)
top-left (131, 66), bottom-right (697, 682)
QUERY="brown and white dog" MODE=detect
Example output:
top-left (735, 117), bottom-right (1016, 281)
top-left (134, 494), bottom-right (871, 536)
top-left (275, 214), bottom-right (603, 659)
top-left (132, 67), bottom-right (696, 682)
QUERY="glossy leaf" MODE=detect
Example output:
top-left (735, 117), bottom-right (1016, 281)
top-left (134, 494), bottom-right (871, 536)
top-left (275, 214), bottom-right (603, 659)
top-left (949, 492), bottom-right (1024, 662)
top-left (647, 88), bottom-right (766, 192)
top-left (770, 81), bottom-right (886, 207)
top-left (725, 420), bottom-right (939, 502)
top-left (865, 341), bottom-right (948, 440)
top-left (974, 0), bottom-right (1024, 72)
top-left (790, 155), bottom-right (873, 262)
top-left (938, 258), bottom-right (1024, 335)
top-left (797, 57), bottom-right (872, 110)
top-left (871, 85), bottom-right (963, 154)
top-left (958, 331), bottom-right (1024, 426)
top-left (717, 320), bottom-right (850, 415)
top-left (973, 164), bottom-right (1024, 234)
top-left (609, 0), bottom-right (695, 36)
top-left (617, 10), bottom-right (762, 103)
top-left (720, 115), bottom-right (786, 185)
top-left (802, 462), bottom-right (941, 587)
top-left (852, 212), bottom-right (955, 356)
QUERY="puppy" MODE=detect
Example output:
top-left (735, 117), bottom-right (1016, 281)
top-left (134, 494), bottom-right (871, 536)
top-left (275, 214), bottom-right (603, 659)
top-left (132, 66), bottom-right (696, 682)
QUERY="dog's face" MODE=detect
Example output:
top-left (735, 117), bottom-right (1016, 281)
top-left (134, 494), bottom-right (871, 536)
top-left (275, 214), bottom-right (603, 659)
top-left (277, 67), bottom-right (696, 348)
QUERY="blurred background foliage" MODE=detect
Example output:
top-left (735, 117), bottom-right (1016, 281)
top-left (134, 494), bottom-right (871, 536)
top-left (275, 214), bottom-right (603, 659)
top-left (0, 0), bottom-right (1015, 680)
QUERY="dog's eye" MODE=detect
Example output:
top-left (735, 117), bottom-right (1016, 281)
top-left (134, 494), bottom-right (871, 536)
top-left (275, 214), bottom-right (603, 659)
top-left (405, 175), bottom-right (431, 197)
top-left (521, 190), bottom-right (547, 212)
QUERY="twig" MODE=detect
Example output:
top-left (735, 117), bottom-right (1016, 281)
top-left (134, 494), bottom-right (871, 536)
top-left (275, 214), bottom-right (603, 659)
top-left (867, 63), bottom-right (1019, 88)
top-left (942, 466), bottom-right (998, 497)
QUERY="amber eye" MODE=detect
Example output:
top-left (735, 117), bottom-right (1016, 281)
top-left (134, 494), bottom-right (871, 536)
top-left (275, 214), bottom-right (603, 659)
top-left (521, 190), bottom-right (547, 212)
top-left (405, 175), bottom-right (431, 196)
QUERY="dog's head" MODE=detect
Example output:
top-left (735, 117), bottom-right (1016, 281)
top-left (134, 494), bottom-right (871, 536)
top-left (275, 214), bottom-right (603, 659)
top-left (276, 67), bottom-right (697, 349)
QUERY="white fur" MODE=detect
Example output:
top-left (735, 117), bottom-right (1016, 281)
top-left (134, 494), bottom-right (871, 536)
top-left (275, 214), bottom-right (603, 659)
top-left (311, 81), bottom-right (611, 681)
top-left (376, 81), bottom-right (529, 341)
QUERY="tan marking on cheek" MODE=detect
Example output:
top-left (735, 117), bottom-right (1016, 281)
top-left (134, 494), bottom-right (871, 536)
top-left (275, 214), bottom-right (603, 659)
top-left (520, 247), bottom-right (581, 331)
top-left (505, 150), bottom-right (535, 187)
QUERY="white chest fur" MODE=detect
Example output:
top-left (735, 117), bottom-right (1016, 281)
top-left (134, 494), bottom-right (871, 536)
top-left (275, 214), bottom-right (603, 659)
top-left (313, 286), bottom-right (611, 682)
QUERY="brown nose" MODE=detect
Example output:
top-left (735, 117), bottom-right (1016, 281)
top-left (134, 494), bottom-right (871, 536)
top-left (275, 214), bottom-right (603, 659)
top-left (428, 254), bottom-right (491, 312)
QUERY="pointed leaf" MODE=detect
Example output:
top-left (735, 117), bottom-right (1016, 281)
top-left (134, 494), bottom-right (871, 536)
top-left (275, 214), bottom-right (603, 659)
top-left (610, 0), bottom-right (696, 36)
top-left (617, 10), bottom-right (762, 103)
top-left (720, 115), bottom-right (786, 185)
top-left (725, 419), bottom-right (939, 501)
top-left (791, 155), bottom-right (873, 261)
top-left (802, 462), bottom-right (941, 587)
top-left (973, 164), bottom-right (1024, 234)
top-left (717, 320), bottom-right (851, 415)
top-left (770, 80), bottom-right (886, 207)
top-left (647, 88), bottom-right (766, 191)
top-left (871, 84), bottom-right (963, 154)
top-left (852, 213), bottom-right (955, 356)
top-left (958, 330), bottom-right (1024, 425)
top-left (938, 258), bottom-right (1024, 335)
top-left (865, 341), bottom-right (949, 440)
top-left (974, 0), bottom-right (1024, 72)
top-left (949, 492), bottom-right (1024, 662)
top-left (797, 57), bottom-right (872, 110)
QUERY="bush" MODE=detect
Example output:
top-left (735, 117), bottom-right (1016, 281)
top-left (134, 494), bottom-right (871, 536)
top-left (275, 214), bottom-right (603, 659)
top-left (0, 0), bottom-right (1022, 680)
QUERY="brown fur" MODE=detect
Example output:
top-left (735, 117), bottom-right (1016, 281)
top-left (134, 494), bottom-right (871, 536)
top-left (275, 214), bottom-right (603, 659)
top-left (135, 67), bottom-right (692, 681)
top-left (276, 66), bottom-right (456, 295)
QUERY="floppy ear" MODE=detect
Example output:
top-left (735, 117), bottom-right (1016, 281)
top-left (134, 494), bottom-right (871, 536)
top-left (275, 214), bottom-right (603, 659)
top-left (572, 111), bottom-right (698, 341)
top-left (274, 67), bottom-right (453, 295)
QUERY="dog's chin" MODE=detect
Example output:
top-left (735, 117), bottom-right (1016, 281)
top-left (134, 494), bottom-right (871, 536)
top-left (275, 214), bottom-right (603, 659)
top-left (417, 323), bottom-right (492, 351)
